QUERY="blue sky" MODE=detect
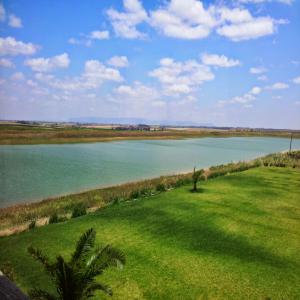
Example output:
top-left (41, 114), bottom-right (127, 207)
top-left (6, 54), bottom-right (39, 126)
top-left (0, 0), bottom-right (299, 128)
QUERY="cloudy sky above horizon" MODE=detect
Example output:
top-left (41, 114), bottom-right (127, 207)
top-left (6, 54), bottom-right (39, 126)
top-left (0, 0), bottom-right (300, 129)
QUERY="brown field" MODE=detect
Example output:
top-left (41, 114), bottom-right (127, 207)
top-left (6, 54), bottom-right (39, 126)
top-left (0, 123), bottom-right (299, 145)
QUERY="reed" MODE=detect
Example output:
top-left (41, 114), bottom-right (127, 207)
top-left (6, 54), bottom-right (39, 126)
top-left (0, 150), bottom-right (299, 234)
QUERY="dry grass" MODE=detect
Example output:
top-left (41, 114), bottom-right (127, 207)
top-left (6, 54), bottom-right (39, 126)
top-left (1, 124), bottom-right (299, 145)
top-left (1, 151), bottom-right (299, 236)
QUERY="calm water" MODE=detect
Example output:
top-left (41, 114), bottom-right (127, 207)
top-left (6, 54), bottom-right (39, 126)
top-left (0, 137), bottom-right (299, 208)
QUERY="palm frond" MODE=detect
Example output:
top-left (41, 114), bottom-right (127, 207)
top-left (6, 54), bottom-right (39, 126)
top-left (28, 288), bottom-right (57, 300)
top-left (28, 246), bottom-right (53, 274)
top-left (71, 228), bottom-right (96, 266)
top-left (84, 245), bottom-right (126, 279)
top-left (84, 282), bottom-right (113, 298)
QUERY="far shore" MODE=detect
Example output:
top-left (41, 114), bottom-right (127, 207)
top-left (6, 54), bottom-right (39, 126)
top-left (1, 123), bottom-right (299, 145)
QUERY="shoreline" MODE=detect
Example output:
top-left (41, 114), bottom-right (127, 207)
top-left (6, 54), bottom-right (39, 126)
top-left (1, 147), bottom-right (300, 211)
top-left (1, 125), bottom-right (299, 145)
top-left (0, 150), bottom-right (299, 236)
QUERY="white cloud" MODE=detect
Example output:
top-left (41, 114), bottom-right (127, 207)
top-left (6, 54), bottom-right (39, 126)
top-left (218, 85), bottom-right (262, 107)
top-left (8, 14), bottom-right (22, 28)
top-left (105, 0), bottom-right (285, 42)
top-left (11, 72), bottom-right (25, 81)
top-left (217, 17), bottom-right (275, 41)
top-left (239, 0), bottom-right (293, 5)
top-left (292, 76), bottom-right (300, 84)
top-left (69, 30), bottom-right (109, 47)
top-left (0, 58), bottom-right (15, 68)
top-left (107, 56), bottom-right (129, 68)
top-left (0, 3), bottom-right (6, 22)
top-left (201, 53), bottom-right (240, 67)
top-left (268, 82), bottom-right (289, 90)
top-left (149, 57), bottom-right (214, 96)
top-left (35, 59), bottom-right (123, 91)
top-left (0, 37), bottom-right (38, 56)
top-left (107, 0), bottom-right (148, 39)
top-left (150, 0), bottom-right (215, 40)
top-left (89, 30), bottom-right (109, 40)
top-left (250, 86), bottom-right (262, 95)
top-left (115, 82), bottom-right (158, 98)
top-left (250, 67), bottom-right (267, 74)
top-left (68, 37), bottom-right (92, 47)
top-left (218, 7), bottom-right (252, 24)
top-left (24, 53), bottom-right (70, 72)
top-left (257, 75), bottom-right (268, 81)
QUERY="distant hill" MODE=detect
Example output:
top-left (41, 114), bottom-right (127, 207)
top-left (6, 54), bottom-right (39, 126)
top-left (69, 117), bottom-right (214, 127)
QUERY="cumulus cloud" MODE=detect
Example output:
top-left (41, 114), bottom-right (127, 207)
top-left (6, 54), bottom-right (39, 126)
top-left (107, 56), bottom-right (129, 68)
top-left (106, 0), bottom-right (285, 42)
top-left (69, 30), bottom-right (109, 47)
top-left (0, 37), bottom-right (38, 56)
top-left (257, 75), bottom-right (268, 81)
top-left (115, 81), bottom-right (158, 99)
top-left (201, 53), bottom-right (240, 67)
top-left (250, 67), bottom-right (267, 74)
top-left (239, 0), bottom-right (293, 5)
top-left (8, 14), bottom-right (22, 28)
top-left (149, 57), bottom-right (214, 96)
top-left (0, 58), bottom-right (15, 68)
top-left (68, 37), bottom-right (92, 47)
top-left (107, 0), bottom-right (148, 39)
top-left (35, 59), bottom-right (123, 91)
top-left (293, 76), bottom-right (300, 84)
top-left (218, 85), bottom-right (262, 107)
top-left (217, 17), bottom-right (275, 41)
top-left (268, 82), bottom-right (289, 89)
top-left (89, 30), bottom-right (110, 40)
top-left (24, 53), bottom-right (70, 72)
top-left (150, 0), bottom-right (215, 40)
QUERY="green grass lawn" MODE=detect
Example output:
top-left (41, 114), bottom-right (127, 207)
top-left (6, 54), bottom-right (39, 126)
top-left (0, 167), bottom-right (300, 299)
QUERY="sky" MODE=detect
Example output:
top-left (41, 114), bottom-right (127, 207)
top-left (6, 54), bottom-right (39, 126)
top-left (0, 0), bottom-right (300, 129)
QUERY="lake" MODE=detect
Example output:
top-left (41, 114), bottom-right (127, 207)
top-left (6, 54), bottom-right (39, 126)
top-left (0, 137), bottom-right (299, 208)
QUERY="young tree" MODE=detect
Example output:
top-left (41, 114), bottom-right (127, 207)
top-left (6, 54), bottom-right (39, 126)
top-left (192, 167), bottom-right (204, 192)
top-left (28, 228), bottom-right (125, 300)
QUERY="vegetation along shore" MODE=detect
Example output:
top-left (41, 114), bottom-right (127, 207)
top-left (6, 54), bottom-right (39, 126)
top-left (0, 123), bottom-right (299, 145)
top-left (0, 150), bottom-right (299, 299)
top-left (1, 151), bottom-right (299, 236)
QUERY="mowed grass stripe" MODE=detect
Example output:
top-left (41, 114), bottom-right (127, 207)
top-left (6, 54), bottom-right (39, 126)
top-left (0, 167), bottom-right (299, 299)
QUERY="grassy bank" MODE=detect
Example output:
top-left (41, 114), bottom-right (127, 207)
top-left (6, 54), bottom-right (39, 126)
top-left (0, 151), bottom-right (299, 234)
top-left (1, 124), bottom-right (299, 145)
top-left (0, 166), bottom-right (299, 299)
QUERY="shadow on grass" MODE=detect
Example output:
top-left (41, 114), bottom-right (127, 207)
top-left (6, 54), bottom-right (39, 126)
top-left (97, 200), bottom-right (290, 270)
top-left (189, 187), bottom-right (205, 194)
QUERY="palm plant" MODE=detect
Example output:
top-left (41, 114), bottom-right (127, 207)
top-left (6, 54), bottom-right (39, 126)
top-left (27, 228), bottom-right (125, 300)
top-left (192, 167), bottom-right (204, 192)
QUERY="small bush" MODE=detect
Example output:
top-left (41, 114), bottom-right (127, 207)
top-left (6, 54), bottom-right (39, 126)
top-left (49, 213), bottom-right (59, 224)
top-left (28, 219), bottom-right (36, 230)
top-left (71, 203), bottom-right (87, 218)
top-left (156, 183), bottom-right (167, 192)
top-left (130, 190), bottom-right (140, 199)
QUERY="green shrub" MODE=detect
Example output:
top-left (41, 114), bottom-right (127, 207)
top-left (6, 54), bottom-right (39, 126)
top-left (130, 190), bottom-right (140, 199)
top-left (28, 219), bottom-right (36, 230)
top-left (156, 183), bottom-right (167, 192)
top-left (71, 203), bottom-right (87, 218)
top-left (49, 213), bottom-right (59, 224)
